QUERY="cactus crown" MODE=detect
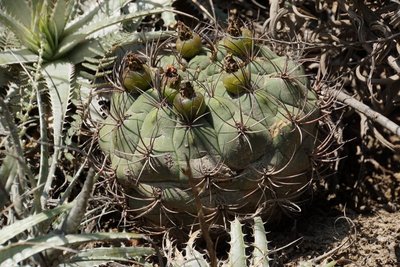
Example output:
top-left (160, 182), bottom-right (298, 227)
top-left (125, 54), bottom-right (146, 71)
top-left (223, 54), bottom-right (240, 73)
top-left (177, 21), bottom-right (194, 40)
top-left (97, 20), bottom-right (320, 230)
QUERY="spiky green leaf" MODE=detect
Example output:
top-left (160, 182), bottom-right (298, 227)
top-left (62, 246), bottom-right (155, 264)
top-left (62, 38), bottom-right (104, 64)
top-left (0, 232), bottom-right (147, 265)
top-left (0, 155), bottom-right (17, 207)
top-left (0, 0), bottom-right (32, 27)
top-left (0, 10), bottom-right (39, 52)
top-left (0, 202), bottom-right (73, 245)
top-left (63, 3), bottom-right (101, 37)
top-left (50, 0), bottom-right (71, 40)
top-left (251, 217), bottom-right (270, 267)
top-left (229, 218), bottom-right (247, 267)
top-left (58, 169), bottom-right (96, 234)
top-left (43, 61), bottom-right (75, 149)
top-left (56, 8), bottom-right (170, 59)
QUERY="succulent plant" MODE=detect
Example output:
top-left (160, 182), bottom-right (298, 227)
top-left (163, 216), bottom-right (337, 267)
top-left (0, 1), bottom-right (177, 265)
top-left (163, 216), bottom-right (271, 267)
top-left (98, 19), bottom-right (320, 230)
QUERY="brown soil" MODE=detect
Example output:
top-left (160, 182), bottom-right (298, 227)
top-left (271, 198), bottom-right (400, 266)
top-left (269, 131), bottom-right (400, 266)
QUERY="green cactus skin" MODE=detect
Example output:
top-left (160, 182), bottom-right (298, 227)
top-left (222, 70), bottom-right (248, 94)
top-left (98, 23), bottom-right (320, 230)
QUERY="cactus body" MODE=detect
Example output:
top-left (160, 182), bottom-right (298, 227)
top-left (98, 23), bottom-right (320, 229)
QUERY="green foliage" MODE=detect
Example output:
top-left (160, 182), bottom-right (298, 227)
top-left (162, 216), bottom-right (336, 267)
top-left (0, 0), bottom-right (173, 64)
top-left (98, 20), bottom-right (321, 229)
top-left (0, 0), bottom-right (177, 265)
top-left (163, 216), bottom-right (270, 267)
top-left (0, 232), bottom-right (152, 266)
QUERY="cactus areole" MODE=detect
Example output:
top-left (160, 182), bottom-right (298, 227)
top-left (98, 21), bottom-right (320, 229)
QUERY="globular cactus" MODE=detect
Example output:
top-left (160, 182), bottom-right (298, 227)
top-left (98, 19), bottom-right (320, 230)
